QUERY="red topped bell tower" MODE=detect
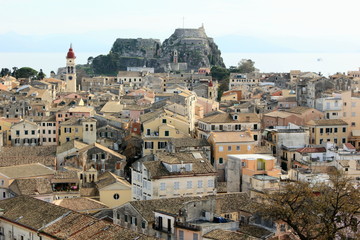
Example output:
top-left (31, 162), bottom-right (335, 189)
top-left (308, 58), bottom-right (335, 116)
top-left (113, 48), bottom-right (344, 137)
top-left (65, 44), bottom-right (77, 92)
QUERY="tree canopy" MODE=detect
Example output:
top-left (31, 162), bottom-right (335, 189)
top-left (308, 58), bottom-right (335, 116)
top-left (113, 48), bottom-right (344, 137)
top-left (15, 67), bottom-right (38, 79)
top-left (237, 59), bottom-right (256, 73)
top-left (260, 170), bottom-right (360, 240)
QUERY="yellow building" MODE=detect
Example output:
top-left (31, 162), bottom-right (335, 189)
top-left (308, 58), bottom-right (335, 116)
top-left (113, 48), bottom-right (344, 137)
top-left (59, 117), bottom-right (96, 145)
top-left (207, 131), bottom-right (257, 181)
top-left (306, 119), bottom-right (348, 146)
top-left (97, 172), bottom-right (131, 208)
top-left (0, 118), bottom-right (20, 146)
top-left (141, 109), bottom-right (190, 156)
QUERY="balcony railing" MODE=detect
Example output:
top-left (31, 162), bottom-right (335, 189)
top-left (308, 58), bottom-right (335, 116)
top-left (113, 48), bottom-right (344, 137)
top-left (175, 221), bottom-right (201, 231)
top-left (153, 224), bottom-right (172, 233)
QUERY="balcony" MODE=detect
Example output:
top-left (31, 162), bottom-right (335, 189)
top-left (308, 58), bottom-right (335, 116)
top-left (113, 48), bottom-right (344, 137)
top-left (153, 224), bottom-right (172, 234)
top-left (175, 221), bottom-right (201, 231)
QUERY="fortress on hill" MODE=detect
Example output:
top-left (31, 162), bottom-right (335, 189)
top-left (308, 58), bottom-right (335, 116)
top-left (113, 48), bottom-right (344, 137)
top-left (92, 26), bottom-right (225, 74)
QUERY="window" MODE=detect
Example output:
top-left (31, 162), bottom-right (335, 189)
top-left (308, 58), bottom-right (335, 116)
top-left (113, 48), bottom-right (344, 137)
top-left (211, 125), bottom-right (215, 130)
top-left (113, 193), bottom-right (120, 200)
top-left (16, 130), bottom-right (20, 136)
top-left (320, 128), bottom-right (323, 134)
top-left (236, 146), bottom-right (240, 151)
top-left (162, 119), bottom-right (167, 124)
top-left (320, 139), bottom-right (323, 144)
top-left (174, 182), bottom-right (179, 190)
top-left (219, 125), bottom-right (223, 130)
top-left (227, 146), bottom-right (232, 151)
top-left (280, 224), bottom-right (286, 232)
top-left (193, 233), bottom-right (199, 240)
top-left (219, 158), bottom-right (223, 164)
top-left (219, 146), bottom-right (223, 152)
top-left (352, 122), bottom-right (356, 127)
top-left (179, 230), bottom-right (184, 240)
top-left (24, 130), bottom-right (28, 135)
top-left (43, 129), bottom-right (46, 134)
top-left (90, 124), bottom-right (94, 131)
top-left (342, 138), bottom-right (346, 143)
top-left (334, 128), bottom-right (338, 133)
top-left (257, 159), bottom-right (265, 170)
top-left (125, 215), bottom-right (128, 222)
top-left (334, 138), bottom-right (338, 143)
top-left (144, 142), bottom-right (154, 149)
top-left (343, 127), bottom-right (346, 133)
top-left (254, 124), bottom-right (258, 130)
top-left (66, 137), bottom-right (70, 142)
top-left (208, 180), bottom-right (214, 188)
top-left (146, 129), bottom-right (150, 135)
top-left (160, 182), bottom-right (166, 191)
top-left (142, 221), bottom-right (146, 229)
top-left (187, 181), bottom-right (192, 189)
top-left (254, 135), bottom-right (258, 141)
top-left (197, 180), bottom-right (203, 188)
top-left (164, 131), bottom-right (169, 136)
top-left (43, 138), bottom-right (46, 142)
top-left (85, 124), bottom-right (89, 131)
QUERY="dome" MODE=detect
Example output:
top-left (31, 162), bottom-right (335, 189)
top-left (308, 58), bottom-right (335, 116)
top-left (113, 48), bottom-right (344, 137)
top-left (66, 46), bottom-right (76, 59)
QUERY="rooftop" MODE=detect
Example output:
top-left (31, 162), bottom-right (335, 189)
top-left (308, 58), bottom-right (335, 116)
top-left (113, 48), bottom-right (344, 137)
top-left (0, 163), bottom-right (55, 179)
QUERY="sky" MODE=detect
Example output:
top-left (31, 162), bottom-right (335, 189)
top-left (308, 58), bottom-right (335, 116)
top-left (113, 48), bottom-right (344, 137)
top-left (1, 0), bottom-right (360, 74)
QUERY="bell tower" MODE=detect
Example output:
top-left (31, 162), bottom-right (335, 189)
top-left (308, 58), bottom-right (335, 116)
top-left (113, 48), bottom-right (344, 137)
top-left (65, 44), bottom-right (77, 92)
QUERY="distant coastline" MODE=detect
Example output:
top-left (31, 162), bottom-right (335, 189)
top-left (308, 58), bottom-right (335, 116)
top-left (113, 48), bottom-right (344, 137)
top-left (1, 52), bottom-right (360, 76)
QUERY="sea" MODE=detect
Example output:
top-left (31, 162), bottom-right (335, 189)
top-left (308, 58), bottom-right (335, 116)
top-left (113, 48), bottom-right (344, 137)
top-left (1, 52), bottom-right (360, 77)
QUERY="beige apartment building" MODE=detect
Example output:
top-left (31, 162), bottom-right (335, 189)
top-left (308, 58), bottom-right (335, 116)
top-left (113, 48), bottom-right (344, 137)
top-left (306, 119), bottom-right (348, 146)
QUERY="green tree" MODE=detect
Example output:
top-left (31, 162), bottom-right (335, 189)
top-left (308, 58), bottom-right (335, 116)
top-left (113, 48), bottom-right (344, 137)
top-left (87, 56), bottom-right (94, 65)
top-left (237, 59), bottom-right (256, 73)
top-left (11, 67), bottom-right (18, 77)
top-left (0, 68), bottom-right (11, 77)
top-left (37, 69), bottom-right (46, 80)
top-left (15, 67), bottom-right (38, 79)
top-left (260, 170), bottom-right (360, 240)
top-left (210, 66), bottom-right (229, 81)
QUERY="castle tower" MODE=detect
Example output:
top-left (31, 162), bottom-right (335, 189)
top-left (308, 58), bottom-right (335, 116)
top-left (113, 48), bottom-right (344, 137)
top-left (173, 49), bottom-right (178, 64)
top-left (208, 80), bottom-right (217, 100)
top-left (65, 44), bottom-right (77, 92)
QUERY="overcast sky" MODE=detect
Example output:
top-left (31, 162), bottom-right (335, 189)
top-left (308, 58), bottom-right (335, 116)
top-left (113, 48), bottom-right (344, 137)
top-left (0, 0), bottom-right (360, 71)
top-left (1, 0), bottom-right (360, 53)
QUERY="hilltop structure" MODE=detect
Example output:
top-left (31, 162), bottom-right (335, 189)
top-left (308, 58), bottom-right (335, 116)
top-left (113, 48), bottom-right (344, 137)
top-left (92, 25), bottom-right (225, 74)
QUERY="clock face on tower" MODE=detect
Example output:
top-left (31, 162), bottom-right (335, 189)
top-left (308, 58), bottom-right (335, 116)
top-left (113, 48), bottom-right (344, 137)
top-left (68, 76), bottom-right (73, 80)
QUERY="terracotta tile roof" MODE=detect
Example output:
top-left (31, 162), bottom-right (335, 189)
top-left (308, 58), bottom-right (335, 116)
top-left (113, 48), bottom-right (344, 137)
top-left (264, 111), bottom-right (294, 118)
top-left (96, 171), bottom-right (131, 190)
top-left (199, 112), bottom-right (259, 123)
top-left (9, 178), bottom-right (53, 196)
top-left (284, 106), bottom-right (313, 114)
top-left (238, 224), bottom-right (274, 238)
top-left (271, 90), bottom-right (283, 96)
top-left (0, 196), bottom-right (69, 230)
top-left (0, 163), bottom-right (55, 179)
top-left (203, 229), bottom-right (251, 240)
top-left (209, 131), bottom-right (255, 143)
top-left (53, 197), bottom-right (108, 212)
top-left (296, 147), bottom-right (326, 153)
top-left (306, 119), bottom-right (348, 126)
top-left (344, 143), bottom-right (355, 150)
top-left (0, 146), bottom-right (56, 167)
top-left (56, 140), bottom-right (89, 154)
top-left (0, 196), bottom-right (157, 239)
top-left (143, 153), bottom-right (216, 178)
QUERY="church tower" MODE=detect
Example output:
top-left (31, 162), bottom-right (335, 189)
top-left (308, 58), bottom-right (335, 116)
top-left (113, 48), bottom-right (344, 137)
top-left (65, 44), bottom-right (77, 92)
